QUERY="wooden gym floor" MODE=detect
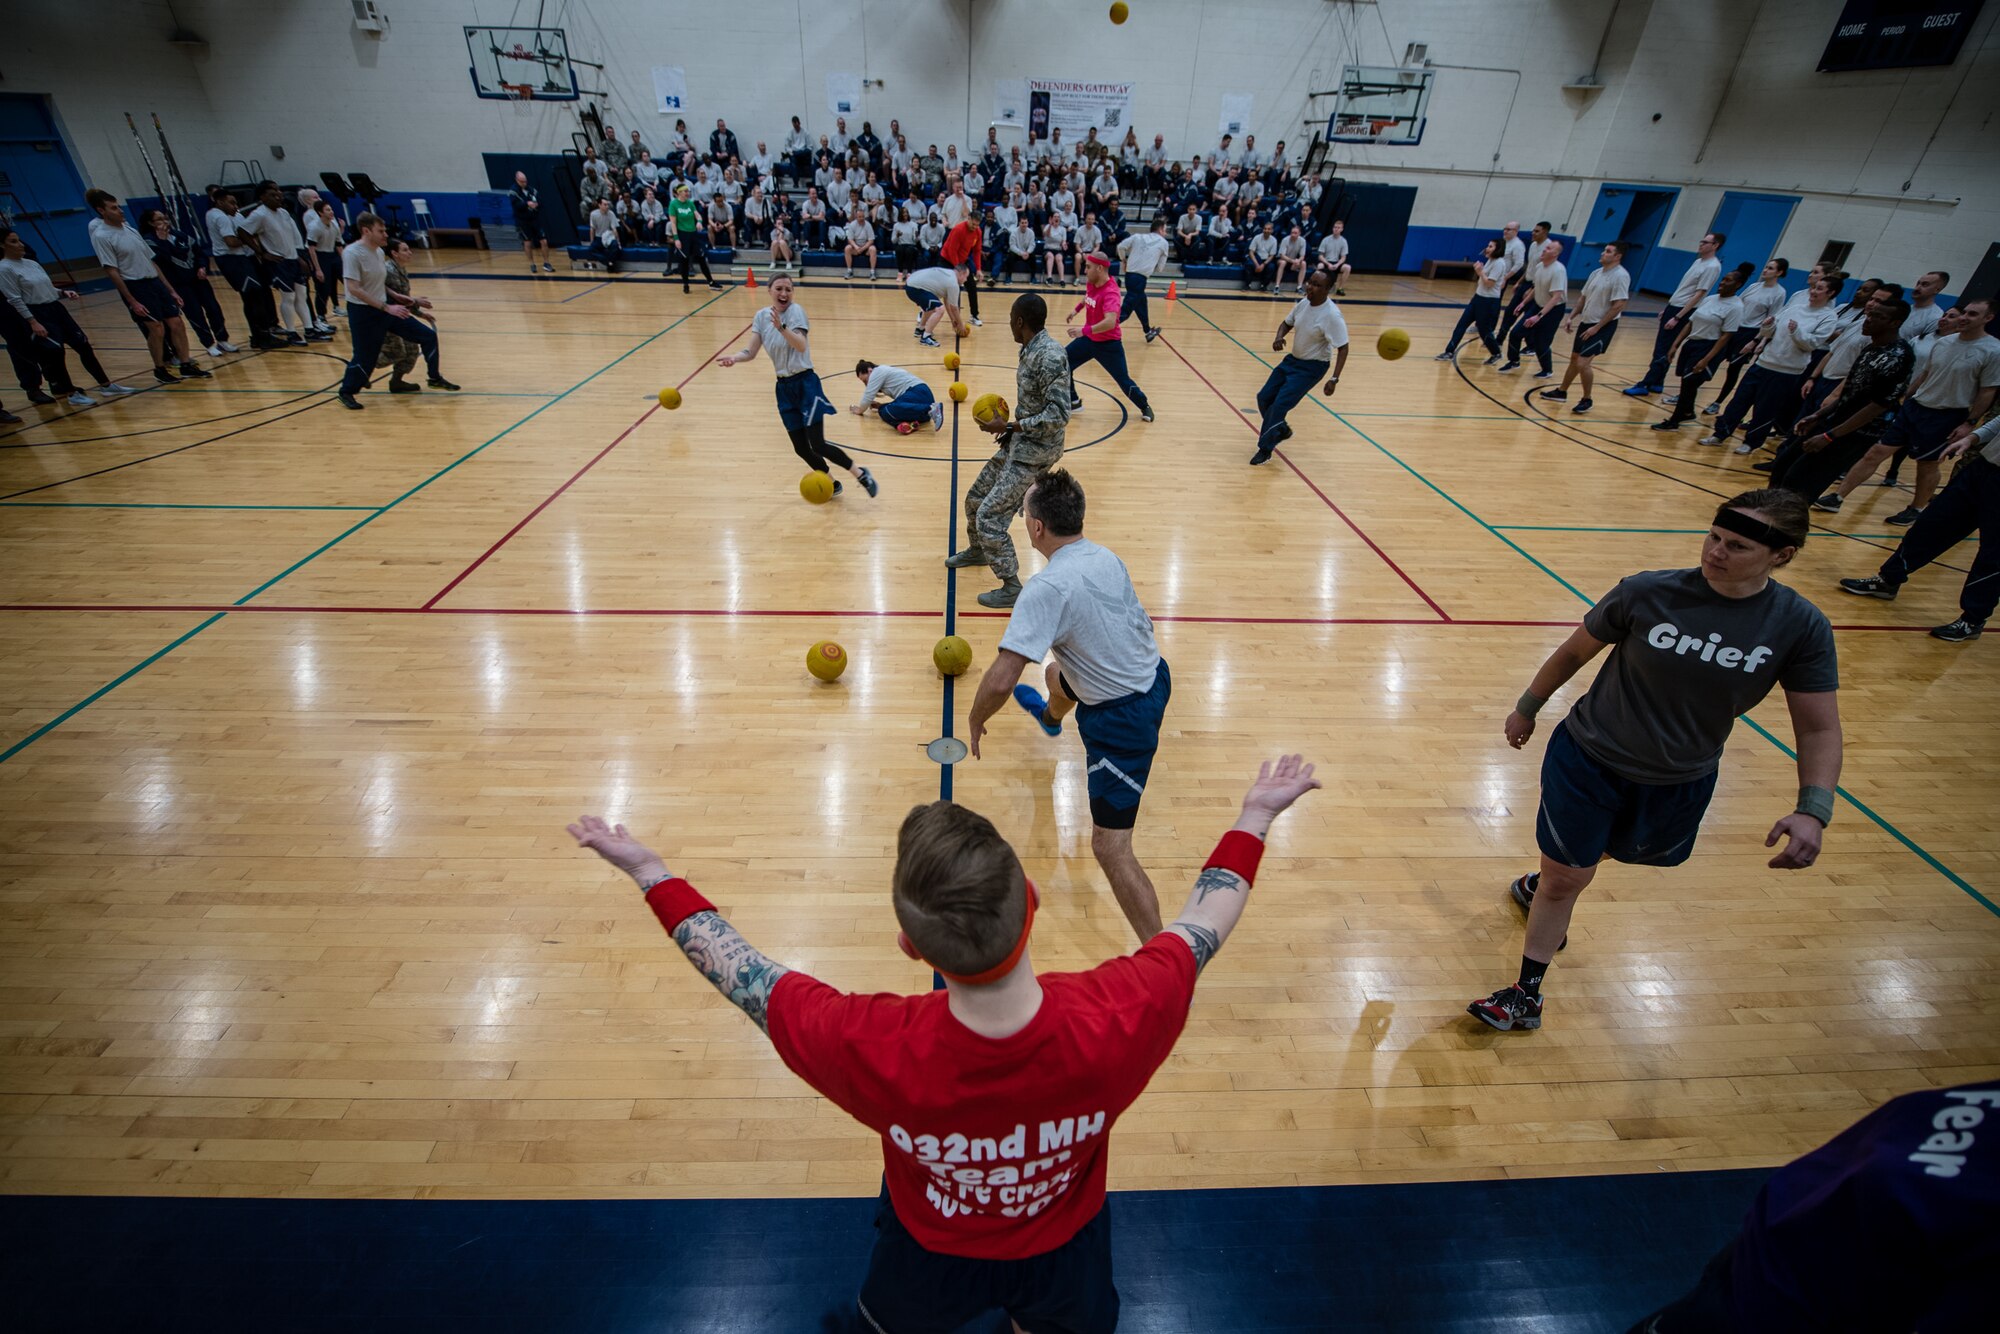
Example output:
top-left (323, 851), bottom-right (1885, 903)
top-left (1, 254), bottom-right (1996, 1204)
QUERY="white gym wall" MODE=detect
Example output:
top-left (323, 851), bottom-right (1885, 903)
top-left (7, 0), bottom-right (1995, 281)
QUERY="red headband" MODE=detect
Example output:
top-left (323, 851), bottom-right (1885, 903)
top-left (1085, 252), bottom-right (1111, 270)
top-left (928, 879), bottom-right (1038, 985)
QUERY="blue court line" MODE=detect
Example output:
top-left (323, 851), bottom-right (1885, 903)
top-left (230, 291), bottom-right (730, 607)
top-left (0, 293), bottom-right (731, 767)
top-left (0, 502), bottom-right (381, 512)
top-left (0, 614), bottom-right (227, 764)
top-left (1495, 524), bottom-right (1913, 540)
top-left (939, 333), bottom-right (963, 806)
top-left (1179, 290), bottom-right (1463, 310)
top-left (1182, 301), bottom-right (1995, 917)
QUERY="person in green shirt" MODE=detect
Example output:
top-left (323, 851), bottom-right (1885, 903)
top-left (667, 184), bottom-right (722, 292)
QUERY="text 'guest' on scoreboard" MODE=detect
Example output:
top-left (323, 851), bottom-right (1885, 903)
top-left (1818, 1), bottom-right (1986, 72)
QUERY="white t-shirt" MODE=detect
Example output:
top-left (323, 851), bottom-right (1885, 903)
top-left (88, 218), bottom-right (158, 280)
top-left (588, 210), bottom-right (619, 245)
top-left (1577, 264), bottom-right (1632, 324)
top-left (940, 194), bottom-right (975, 226)
top-left (907, 267), bottom-right (960, 305)
top-left (243, 204), bottom-right (305, 256)
top-left (1668, 255), bottom-right (1721, 309)
top-left (1318, 234), bottom-right (1348, 265)
top-left (206, 207), bottom-right (247, 260)
top-left (998, 538), bottom-right (1160, 705)
top-left (844, 218), bottom-right (874, 247)
top-left (751, 302), bottom-right (814, 376)
top-left (1686, 291), bottom-right (1745, 343)
top-left (1527, 260), bottom-right (1569, 308)
top-left (1009, 228), bottom-right (1037, 257)
top-left (1901, 302), bottom-right (1943, 342)
top-left (1816, 322), bottom-right (1873, 380)
top-left (1279, 234), bottom-right (1308, 262)
top-left (892, 220), bottom-right (919, 245)
top-left (1912, 332), bottom-right (2000, 411)
top-left (340, 240), bottom-right (387, 304)
top-left (1249, 233), bottom-right (1279, 262)
top-left (305, 214), bottom-right (341, 252)
top-left (1756, 302), bottom-right (1838, 374)
top-left (1740, 281), bottom-right (1789, 330)
top-left (1474, 258), bottom-right (1508, 299)
top-left (1286, 296), bottom-right (1351, 362)
top-left (0, 256), bottom-right (61, 317)
top-left (1502, 235), bottom-right (1527, 281)
top-left (861, 363), bottom-right (924, 404)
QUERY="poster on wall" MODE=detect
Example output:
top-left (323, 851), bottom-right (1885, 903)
top-left (651, 65), bottom-right (688, 114)
top-left (994, 79), bottom-right (1029, 127)
top-left (1219, 93), bottom-right (1253, 137)
top-left (826, 72), bottom-right (863, 117)
top-left (1026, 79), bottom-right (1134, 142)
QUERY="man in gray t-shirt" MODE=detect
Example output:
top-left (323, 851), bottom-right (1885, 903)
top-left (968, 468), bottom-right (1171, 941)
top-left (1468, 498), bottom-right (1844, 1036)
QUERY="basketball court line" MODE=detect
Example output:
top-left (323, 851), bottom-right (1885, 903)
top-left (1179, 304), bottom-right (1996, 918)
top-left (0, 501), bottom-right (382, 511)
top-left (421, 317), bottom-right (753, 609)
top-left (558, 282), bottom-right (611, 303)
top-left (936, 331), bottom-right (966, 804)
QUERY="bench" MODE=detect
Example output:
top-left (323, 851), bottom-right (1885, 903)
top-left (427, 226), bottom-right (487, 249)
top-left (1421, 259), bottom-right (1477, 280)
top-left (566, 244), bottom-right (738, 270)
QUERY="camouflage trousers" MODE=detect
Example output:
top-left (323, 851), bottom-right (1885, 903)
top-left (964, 434), bottom-right (1063, 579)
top-left (375, 333), bottom-right (420, 379)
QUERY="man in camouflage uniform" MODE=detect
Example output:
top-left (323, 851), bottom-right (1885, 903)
top-left (947, 292), bottom-right (1071, 609)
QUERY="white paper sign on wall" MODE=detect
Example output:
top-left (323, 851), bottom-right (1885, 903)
top-left (1219, 93), bottom-right (1254, 136)
top-left (826, 72), bottom-right (863, 117)
top-left (994, 79), bottom-right (1028, 125)
top-left (652, 66), bottom-right (688, 114)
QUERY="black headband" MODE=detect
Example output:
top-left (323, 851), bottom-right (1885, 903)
top-left (1713, 506), bottom-right (1799, 550)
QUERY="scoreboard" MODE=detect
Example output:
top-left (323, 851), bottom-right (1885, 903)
top-left (1818, 1), bottom-right (1985, 71)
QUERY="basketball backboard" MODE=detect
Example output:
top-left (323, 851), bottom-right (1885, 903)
top-left (465, 26), bottom-right (580, 101)
top-left (1328, 65), bottom-right (1432, 147)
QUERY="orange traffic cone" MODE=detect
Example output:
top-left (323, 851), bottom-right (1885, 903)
top-left (745, 266), bottom-right (758, 289)
top-left (1165, 280), bottom-right (1177, 301)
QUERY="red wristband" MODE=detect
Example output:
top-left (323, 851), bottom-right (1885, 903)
top-left (1205, 830), bottom-right (1265, 886)
top-left (643, 878), bottom-right (716, 934)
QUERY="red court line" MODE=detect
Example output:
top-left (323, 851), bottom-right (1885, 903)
top-left (418, 318), bottom-right (754, 610)
top-left (0, 602), bottom-right (1940, 631)
top-left (1155, 334), bottom-right (1452, 622)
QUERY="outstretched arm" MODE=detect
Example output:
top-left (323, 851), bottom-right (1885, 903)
top-left (567, 815), bottom-right (791, 1032)
top-left (968, 648), bottom-right (1033, 758)
top-left (1165, 755), bottom-right (1320, 974)
top-left (1505, 624), bottom-right (1611, 748)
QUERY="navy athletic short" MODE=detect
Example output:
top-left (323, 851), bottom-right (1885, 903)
top-left (267, 255), bottom-right (303, 292)
top-left (1536, 719), bottom-right (1717, 868)
top-left (906, 285), bottom-right (943, 312)
top-left (1880, 400), bottom-right (1968, 463)
top-left (1063, 658), bottom-right (1171, 831)
top-left (773, 368), bottom-right (835, 431)
top-left (855, 1185), bottom-right (1119, 1334)
top-left (515, 213), bottom-right (546, 243)
top-left (1573, 318), bottom-right (1618, 358)
top-left (122, 276), bottom-right (178, 328)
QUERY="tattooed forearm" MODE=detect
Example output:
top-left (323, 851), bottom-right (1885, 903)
top-left (673, 910), bottom-right (791, 1033)
top-left (1170, 921), bottom-right (1222, 973)
top-left (1191, 866), bottom-right (1245, 905)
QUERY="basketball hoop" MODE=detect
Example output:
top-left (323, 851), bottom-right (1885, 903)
top-left (502, 82), bottom-right (535, 100)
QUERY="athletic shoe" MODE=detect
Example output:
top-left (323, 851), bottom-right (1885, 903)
top-left (1886, 506), bottom-right (1921, 526)
top-left (944, 547), bottom-right (990, 568)
top-left (304, 331), bottom-right (334, 343)
top-left (929, 401), bottom-right (944, 431)
top-left (388, 380), bottom-right (421, 394)
top-left (1649, 420), bottom-right (1683, 432)
top-left (918, 333), bottom-right (940, 347)
top-left (1701, 402), bottom-right (1721, 416)
top-left (1335, 287), bottom-right (1346, 296)
top-left (1011, 684), bottom-right (1063, 737)
top-left (1483, 353), bottom-right (1503, 367)
top-left (1621, 384), bottom-right (1652, 398)
top-left (1837, 575), bottom-right (1897, 600)
top-left (313, 322), bottom-right (335, 335)
top-left (177, 363), bottom-right (213, 379)
top-left (65, 392), bottom-right (97, 407)
top-left (0, 408), bottom-right (18, 424)
top-left (337, 393), bottom-right (364, 410)
top-left (542, 262), bottom-right (554, 273)
top-left (427, 377), bottom-right (461, 391)
top-left (1467, 984), bottom-right (1543, 1032)
top-left (26, 389), bottom-right (55, 405)
top-left (217, 340), bottom-right (238, 352)
top-left (206, 344), bottom-right (227, 358)
top-left (1532, 370), bottom-right (1555, 380)
top-left (977, 578), bottom-right (1022, 609)
top-left (1880, 475), bottom-right (1901, 488)
top-left (152, 367), bottom-right (180, 384)
top-left (1272, 423), bottom-right (1294, 443)
top-left (251, 334), bottom-right (287, 350)
top-left (832, 480), bottom-right (843, 497)
top-left (1571, 397), bottom-right (1593, 414)
top-left (1752, 460), bottom-right (1775, 472)
top-left (843, 271), bottom-right (853, 279)
top-left (971, 317), bottom-right (982, 327)
top-left (896, 421), bottom-right (916, 435)
top-left (1733, 442), bottom-right (1757, 455)
top-left (1140, 405), bottom-right (1155, 423)
top-left (98, 383), bottom-right (135, 395)
top-left (708, 282), bottom-right (723, 291)
top-left (1249, 448), bottom-right (1274, 466)
top-left (1069, 397), bottom-right (1083, 412)
top-left (1539, 388), bottom-right (1567, 401)
top-left (284, 331), bottom-right (307, 345)
top-left (1433, 351), bottom-right (1456, 362)
top-left (857, 466), bottom-right (879, 498)
top-left (1662, 394), bottom-right (1679, 405)
top-left (1508, 872), bottom-right (1567, 951)
top-left (1811, 493), bottom-right (1842, 512)
top-left (1699, 434), bottom-right (1726, 446)
top-left (1930, 617), bottom-right (1984, 643)
top-left (1144, 327), bottom-right (1162, 343)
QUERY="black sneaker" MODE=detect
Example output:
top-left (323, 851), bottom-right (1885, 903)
top-left (1649, 419), bottom-right (1682, 432)
top-left (1931, 618), bottom-right (1984, 643)
top-left (1751, 460), bottom-right (1776, 472)
top-left (1467, 984), bottom-right (1543, 1032)
top-left (26, 389), bottom-right (55, 405)
top-left (1497, 361), bottom-right (1521, 373)
top-left (1140, 405), bottom-right (1155, 423)
top-left (1433, 351), bottom-right (1456, 363)
top-left (1886, 506), bottom-right (1922, 526)
top-left (1838, 575), bottom-right (1897, 600)
top-left (1249, 448), bottom-right (1273, 466)
top-left (1144, 327), bottom-right (1162, 343)
top-left (856, 466), bottom-right (879, 498)
top-left (1539, 388), bottom-right (1567, 401)
top-left (1879, 474), bottom-right (1900, 488)
top-left (1571, 397), bottom-right (1593, 414)
top-left (152, 366), bottom-right (180, 384)
top-left (337, 393), bottom-right (365, 410)
top-left (388, 380), bottom-right (421, 394)
top-left (427, 377), bottom-right (461, 391)
top-left (1532, 370), bottom-right (1555, 380)
top-left (832, 480), bottom-right (843, 497)
top-left (1508, 872), bottom-right (1567, 951)
top-left (177, 362), bottom-right (212, 379)
top-left (1812, 493), bottom-right (1842, 513)
top-left (1483, 353), bottom-right (1502, 367)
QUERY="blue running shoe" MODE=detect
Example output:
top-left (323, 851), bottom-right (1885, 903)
top-left (1012, 684), bottom-right (1061, 736)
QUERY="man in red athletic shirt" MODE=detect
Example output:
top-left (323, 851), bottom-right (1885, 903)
top-left (940, 215), bottom-right (988, 328)
top-left (568, 753), bottom-right (1319, 1333)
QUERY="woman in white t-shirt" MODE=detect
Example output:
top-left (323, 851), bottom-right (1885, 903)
top-left (1706, 272), bottom-right (1841, 454)
top-left (717, 274), bottom-right (878, 498)
top-left (1042, 217), bottom-right (1070, 286)
top-left (1653, 268), bottom-right (1750, 430)
top-left (1436, 237), bottom-right (1509, 362)
top-left (1707, 258), bottom-right (1791, 415)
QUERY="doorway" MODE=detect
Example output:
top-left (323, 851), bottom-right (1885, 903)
top-left (1581, 183), bottom-right (1679, 286)
top-left (1708, 190), bottom-right (1799, 278)
top-left (0, 93), bottom-right (92, 266)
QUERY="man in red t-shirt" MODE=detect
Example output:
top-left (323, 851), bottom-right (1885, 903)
top-left (940, 216), bottom-right (987, 328)
top-left (569, 754), bottom-right (1320, 1333)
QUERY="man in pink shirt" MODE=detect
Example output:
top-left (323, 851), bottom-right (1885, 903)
top-left (1064, 252), bottom-right (1155, 423)
top-left (568, 753), bottom-right (1320, 1331)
